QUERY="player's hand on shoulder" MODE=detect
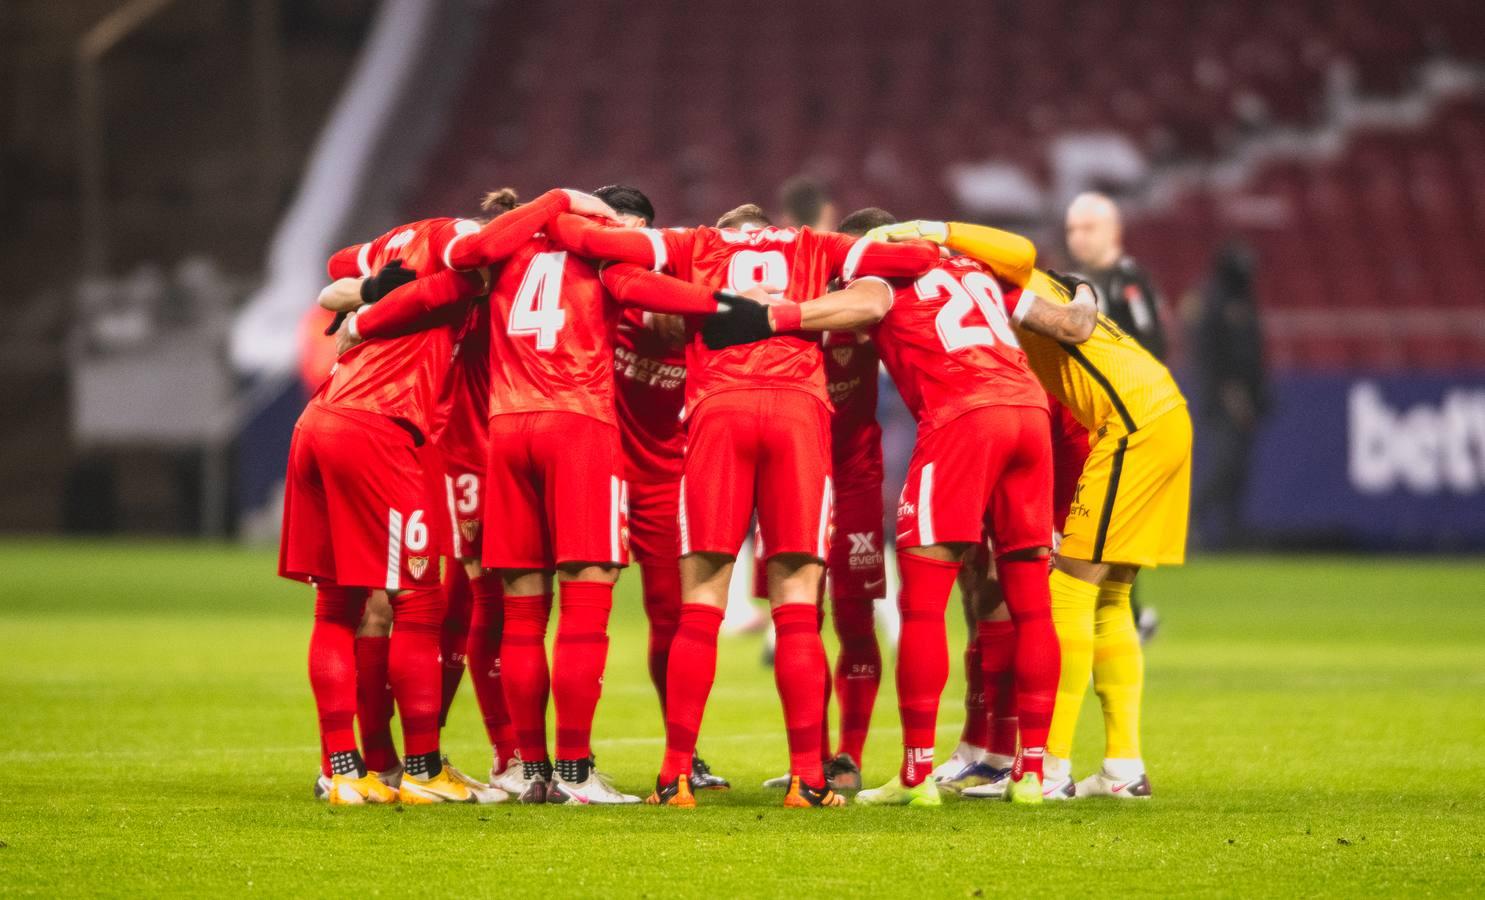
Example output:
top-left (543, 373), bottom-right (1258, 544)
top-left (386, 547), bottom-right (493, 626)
top-left (360, 260), bottom-right (417, 304)
top-left (703, 290), bottom-right (776, 350)
top-left (561, 189), bottom-right (622, 223)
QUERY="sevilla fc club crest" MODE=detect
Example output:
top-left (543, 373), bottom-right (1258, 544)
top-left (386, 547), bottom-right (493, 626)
top-left (459, 519), bottom-right (480, 544)
top-left (408, 555), bottom-right (430, 579)
top-left (832, 347), bottom-right (854, 367)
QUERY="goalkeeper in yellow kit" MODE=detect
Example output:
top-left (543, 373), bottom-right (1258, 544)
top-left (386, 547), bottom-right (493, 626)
top-left (873, 220), bottom-right (1192, 800)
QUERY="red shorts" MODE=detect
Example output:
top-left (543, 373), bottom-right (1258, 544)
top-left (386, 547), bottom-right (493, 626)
top-left (626, 478), bottom-right (680, 566)
top-left (827, 481), bottom-right (886, 602)
top-left (482, 411), bottom-right (628, 570)
top-left (680, 390), bottom-right (832, 560)
top-left (895, 405), bottom-right (1053, 555)
top-left (279, 403), bottom-right (444, 590)
top-left (441, 452), bottom-right (485, 561)
top-left (1048, 399), bottom-right (1091, 532)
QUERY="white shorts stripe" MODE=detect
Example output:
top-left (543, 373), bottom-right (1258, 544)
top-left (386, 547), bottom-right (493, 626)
top-left (678, 475), bottom-right (691, 556)
top-left (817, 476), bottom-right (834, 558)
top-left (918, 463), bottom-right (936, 546)
top-left (444, 475), bottom-right (462, 560)
top-left (609, 475), bottom-right (621, 564)
top-left (385, 509), bottom-right (404, 591)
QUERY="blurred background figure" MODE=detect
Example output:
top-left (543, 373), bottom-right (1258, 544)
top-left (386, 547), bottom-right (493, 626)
top-left (1065, 192), bottom-right (1168, 361)
top-left (778, 176), bottom-right (838, 231)
top-left (1192, 242), bottom-right (1268, 549)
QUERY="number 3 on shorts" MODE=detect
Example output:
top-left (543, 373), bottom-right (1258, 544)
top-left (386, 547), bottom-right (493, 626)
top-left (510, 251), bottom-right (567, 350)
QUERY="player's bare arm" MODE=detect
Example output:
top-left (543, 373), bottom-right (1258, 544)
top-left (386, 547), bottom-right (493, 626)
top-left (1017, 282), bottom-right (1098, 344)
top-left (318, 277), bottom-right (364, 313)
top-left (789, 278), bottom-right (894, 332)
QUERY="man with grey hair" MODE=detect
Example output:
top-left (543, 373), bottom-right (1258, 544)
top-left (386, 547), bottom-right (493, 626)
top-left (1064, 192), bottom-right (1168, 360)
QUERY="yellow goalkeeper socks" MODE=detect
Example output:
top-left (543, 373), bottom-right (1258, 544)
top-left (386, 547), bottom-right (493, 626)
top-left (1046, 568), bottom-right (1098, 760)
top-left (1093, 580), bottom-right (1144, 761)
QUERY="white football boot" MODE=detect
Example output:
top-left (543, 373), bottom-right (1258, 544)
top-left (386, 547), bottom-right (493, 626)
top-left (1075, 760), bottom-right (1152, 799)
top-left (548, 768), bottom-right (641, 805)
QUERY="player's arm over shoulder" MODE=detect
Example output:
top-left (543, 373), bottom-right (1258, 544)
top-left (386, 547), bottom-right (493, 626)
top-left (1015, 270), bottom-right (1097, 344)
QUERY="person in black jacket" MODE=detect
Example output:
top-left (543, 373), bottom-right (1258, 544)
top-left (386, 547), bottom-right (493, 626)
top-left (1193, 241), bottom-right (1269, 548)
top-left (1065, 192), bottom-right (1169, 361)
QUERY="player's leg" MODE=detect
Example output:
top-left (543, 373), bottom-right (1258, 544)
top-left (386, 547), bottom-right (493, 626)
top-left (824, 482), bottom-right (885, 790)
top-left (482, 413), bottom-right (557, 801)
top-left (935, 546), bottom-right (1013, 793)
top-left (355, 591), bottom-right (399, 781)
top-left (982, 408), bottom-right (1059, 804)
top-left (439, 563), bottom-right (471, 729)
top-left (648, 550), bottom-right (733, 806)
top-left (859, 412), bottom-right (999, 807)
top-left (309, 582), bottom-right (394, 804)
top-left (647, 396), bottom-right (755, 806)
top-left (530, 414), bottom-right (635, 805)
top-left (464, 560), bottom-right (518, 791)
top-left (1076, 563), bottom-right (1150, 798)
top-left (752, 392), bottom-right (845, 809)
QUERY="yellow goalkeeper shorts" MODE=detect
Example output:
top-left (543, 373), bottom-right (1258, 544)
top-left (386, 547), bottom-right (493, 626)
top-left (1059, 405), bottom-right (1192, 569)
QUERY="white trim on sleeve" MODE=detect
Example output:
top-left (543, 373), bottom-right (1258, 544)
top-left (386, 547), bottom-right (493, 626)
top-left (355, 242), bottom-right (372, 277)
top-left (639, 228), bottom-right (667, 272)
top-left (1011, 287), bottom-right (1037, 326)
top-left (841, 236), bottom-right (872, 281)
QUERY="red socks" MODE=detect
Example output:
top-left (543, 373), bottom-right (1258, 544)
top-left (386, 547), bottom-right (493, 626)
top-left (309, 585), bottom-right (367, 772)
top-left (501, 593), bottom-right (553, 765)
top-left (831, 598), bottom-right (880, 766)
top-left (977, 619), bottom-right (1019, 760)
top-left (995, 557), bottom-right (1061, 778)
top-left (894, 552), bottom-right (960, 786)
top-left (817, 604), bottom-right (833, 764)
top-left (553, 580), bottom-right (614, 762)
top-left (355, 635), bottom-right (398, 772)
top-left (961, 635), bottom-right (989, 750)
top-left (640, 562), bottom-right (682, 710)
top-left (772, 602), bottom-right (829, 788)
top-left (388, 587), bottom-right (446, 759)
top-left (465, 572), bottom-right (514, 769)
top-left (438, 565), bottom-right (473, 727)
top-left (660, 603), bottom-right (725, 783)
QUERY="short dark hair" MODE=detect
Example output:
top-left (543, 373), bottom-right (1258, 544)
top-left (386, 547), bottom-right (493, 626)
top-left (778, 176), bottom-right (831, 227)
top-left (593, 184), bottom-right (656, 225)
top-left (838, 207), bottom-right (897, 237)
top-left (716, 203), bottom-right (771, 229)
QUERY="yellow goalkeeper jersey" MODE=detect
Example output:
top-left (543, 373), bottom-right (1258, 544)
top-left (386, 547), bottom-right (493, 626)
top-left (1020, 269), bottom-right (1186, 435)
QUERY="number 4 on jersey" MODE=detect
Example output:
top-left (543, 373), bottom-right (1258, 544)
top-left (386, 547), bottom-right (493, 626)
top-left (510, 251), bottom-right (568, 350)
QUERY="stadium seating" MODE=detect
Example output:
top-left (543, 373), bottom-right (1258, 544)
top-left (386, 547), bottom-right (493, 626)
top-left (409, 0), bottom-right (1485, 371)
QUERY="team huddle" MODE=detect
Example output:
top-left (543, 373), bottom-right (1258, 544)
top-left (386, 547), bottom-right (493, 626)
top-left (279, 182), bottom-right (1192, 809)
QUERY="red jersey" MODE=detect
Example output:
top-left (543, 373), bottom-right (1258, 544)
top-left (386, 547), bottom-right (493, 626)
top-left (875, 255), bottom-right (1047, 436)
top-left (547, 217), bottom-right (937, 415)
top-left (316, 217), bottom-right (482, 438)
top-left (432, 311), bottom-right (491, 468)
top-left (823, 331), bottom-right (883, 483)
top-left (484, 231), bottom-right (620, 425)
top-left (613, 308), bottom-right (687, 483)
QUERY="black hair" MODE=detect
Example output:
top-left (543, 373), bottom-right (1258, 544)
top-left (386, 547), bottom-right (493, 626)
top-left (593, 184), bottom-right (656, 225)
top-left (837, 207), bottom-right (897, 237)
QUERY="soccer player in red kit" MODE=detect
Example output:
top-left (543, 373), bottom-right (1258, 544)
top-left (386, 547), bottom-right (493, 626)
top-left (550, 202), bottom-right (938, 808)
top-left (356, 186), bottom-right (728, 805)
top-left (284, 210), bottom-right (506, 805)
top-left (609, 215), bottom-right (731, 793)
top-left (703, 208), bottom-right (1087, 806)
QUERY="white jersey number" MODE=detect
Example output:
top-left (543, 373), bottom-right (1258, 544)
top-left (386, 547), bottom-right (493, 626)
top-left (453, 474), bottom-right (479, 516)
top-left (509, 251), bottom-right (568, 350)
top-left (727, 250), bottom-right (790, 294)
top-left (919, 269), bottom-right (1020, 352)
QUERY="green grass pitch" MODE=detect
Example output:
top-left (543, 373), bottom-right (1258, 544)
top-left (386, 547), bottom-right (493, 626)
top-left (1, 540), bottom-right (1482, 897)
